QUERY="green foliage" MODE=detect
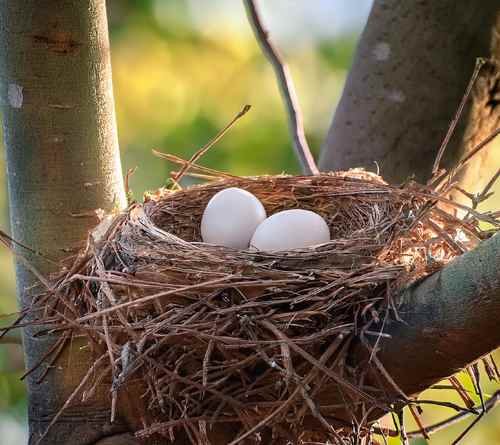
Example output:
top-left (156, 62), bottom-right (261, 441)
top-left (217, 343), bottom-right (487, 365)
top-left (318, 36), bottom-right (358, 71)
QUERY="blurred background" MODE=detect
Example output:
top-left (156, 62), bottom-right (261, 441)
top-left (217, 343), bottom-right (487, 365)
top-left (0, 1), bottom-right (499, 443)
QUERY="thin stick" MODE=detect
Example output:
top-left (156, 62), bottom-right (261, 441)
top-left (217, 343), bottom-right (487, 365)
top-left (163, 105), bottom-right (251, 183)
top-left (432, 58), bottom-right (486, 176)
top-left (243, 0), bottom-right (319, 175)
top-left (0, 230), bottom-right (54, 290)
top-left (76, 276), bottom-right (233, 322)
top-left (153, 152), bottom-right (239, 179)
top-left (480, 169), bottom-right (500, 201)
top-left (398, 410), bottom-right (409, 445)
top-left (259, 320), bottom-right (378, 405)
top-left (431, 127), bottom-right (500, 189)
top-left (451, 366), bottom-right (486, 445)
top-left (408, 404), bottom-right (429, 440)
top-left (227, 386), bottom-right (302, 445)
top-left (452, 128), bottom-right (500, 179)
top-left (372, 390), bottom-right (500, 439)
top-left (454, 168), bottom-right (500, 218)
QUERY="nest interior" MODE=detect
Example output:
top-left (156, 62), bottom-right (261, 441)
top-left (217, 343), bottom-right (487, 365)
top-left (28, 171), bottom-right (497, 444)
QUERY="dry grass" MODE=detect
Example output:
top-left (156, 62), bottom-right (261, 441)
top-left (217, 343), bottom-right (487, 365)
top-left (5, 166), bottom-right (500, 444)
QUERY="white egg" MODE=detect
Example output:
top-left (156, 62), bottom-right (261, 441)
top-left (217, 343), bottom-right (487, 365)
top-left (201, 187), bottom-right (266, 249)
top-left (250, 209), bottom-right (330, 252)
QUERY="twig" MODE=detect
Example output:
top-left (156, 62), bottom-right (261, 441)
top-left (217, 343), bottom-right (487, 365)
top-left (259, 320), bottom-right (377, 405)
top-left (227, 386), bottom-right (302, 445)
top-left (153, 152), bottom-right (239, 179)
top-left (449, 375), bottom-right (475, 409)
top-left (397, 410), bottom-right (409, 445)
top-left (454, 169), bottom-right (500, 219)
top-left (0, 229), bottom-right (55, 290)
top-left (243, 0), bottom-right (319, 175)
top-left (125, 166), bottom-right (137, 204)
top-left (153, 105), bottom-right (251, 185)
top-left (408, 404), bottom-right (429, 440)
top-left (410, 399), bottom-right (476, 414)
top-left (479, 169), bottom-right (500, 204)
top-left (76, 276), bottom-right (234, 322)
top-left (431, 58), bottom-right (486, 176)
top-left (451, 365), bottom-right (486, 445)
top-left (452, 128), bottom-right (500, 179)
top-left (372, 390), bottom-right (500, 439)
top-left (168, 105), bottom-right (251, 183)
top-left (431, 127), bottom-right (500, 189)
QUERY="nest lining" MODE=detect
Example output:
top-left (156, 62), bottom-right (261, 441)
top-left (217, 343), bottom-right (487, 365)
top-left (27, 171), bottom-right (497, 444)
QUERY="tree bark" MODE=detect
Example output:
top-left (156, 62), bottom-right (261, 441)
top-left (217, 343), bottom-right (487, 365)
top-left (303, 234), bottom-right (500, 432)
top-left (319, 0), bottom-right (500, 193)
top-left (376, 233), bottom-right (500, 396)
top-left (0, 1), bottom-right (126, 443)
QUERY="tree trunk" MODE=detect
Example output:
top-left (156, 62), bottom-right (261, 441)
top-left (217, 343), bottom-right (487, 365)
top-left (316, 233), bottom-right (500, 420)
top-left (0, 1), bottom-right (126, 443)
top-left (319, 0), bottom-right (500, 194)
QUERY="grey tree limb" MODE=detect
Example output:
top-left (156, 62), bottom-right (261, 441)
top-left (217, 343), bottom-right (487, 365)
top-left (319, 0), bottom-right (500, 195)
top-left (376, 233), bottom-right (500, 397)
top-left (301, 234), bottom-right (500, 435)
top-left (243, 0), bottom-right (320, 176)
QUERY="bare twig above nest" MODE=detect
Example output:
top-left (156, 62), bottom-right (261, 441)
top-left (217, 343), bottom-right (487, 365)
top-left (431, 58), bottom-right (486, 176)
top-left (243, 0), bottom-right (320, 176)
top-left (171, 105), bottom-right (251, 183)
top-left (431, 127), bottom-right (500, 190)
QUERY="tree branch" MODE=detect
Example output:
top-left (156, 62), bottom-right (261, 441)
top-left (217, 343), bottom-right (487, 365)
top-left (319, 0), bottom-right (500, 192)
top-left (374, 233), bottom-right (500, 397)
top-left (299, 233), bottom-right (500, 435)
top-left (243, 0), bottom-right (319, 175)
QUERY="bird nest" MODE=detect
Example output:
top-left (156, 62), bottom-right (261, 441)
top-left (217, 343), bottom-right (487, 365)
top-left (17, 169), bottom-right (499, 444)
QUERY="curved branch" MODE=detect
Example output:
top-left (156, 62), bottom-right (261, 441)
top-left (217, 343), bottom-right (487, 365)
top-left (375, 233), bottom-right (500, 396)
top-left (243, 0), bottom-right (319, 175)
top-left (298, 234), bottom-right (500, 436)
